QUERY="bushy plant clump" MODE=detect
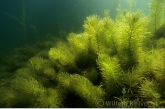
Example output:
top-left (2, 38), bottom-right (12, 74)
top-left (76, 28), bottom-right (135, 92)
top-left (0, 0), bottom-right (165, 107)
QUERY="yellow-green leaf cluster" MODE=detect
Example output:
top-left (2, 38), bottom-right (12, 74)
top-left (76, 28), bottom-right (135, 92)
top-left (83, 12), bottom-right (116, 54)
top-left (49, 42), bottom-right (75, 66)
top-left (97, 54), bottom-right (123, 94)
top-left (0, 87), bottom-right (16, 107)
top-left (28, 57), bottom-right (51, 72)
top-left (43, 68), bottom-right (56, 80)
top-left (35, 88), bottom-right (63, 108)
top-left (68, 32), bottom-right (89, 56)
top-left (116, 10), bottom-right (148, 70)
top-left (57, 72), bottom-right (104, 107)
top-left (139, 80), bottom-right (160, 103)
top-left (141, 49), bottom-right (165, 86)
top-left (12, 77), bottom-right (44, 96)
top-left (83, 14), bottom-right (104, 54)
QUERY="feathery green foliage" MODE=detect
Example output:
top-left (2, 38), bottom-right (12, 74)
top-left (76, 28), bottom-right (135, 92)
top-left (57, 72), bottom-right (104, 107)
top-left (116, 10), bottom-right (148, 70)
top-left (57, 72), bottom-right (71, 90)
top-left (139, 80), bottom-right (160, 107)
top-left (67, 32), bottom-right (96, 70)
top-left (11, 77), bottom-right (44, 107)
top-left (12, 77), bottom-right (44, 96)
top-left (35, 88), bottom-right (63, 108)
top-left (49, 42), bottom-right (75, 66)
top-left (67, 32), bottom-right (89, 56)
top-left (83, 14), bottom-right (102, 54)
top-left (114, 88), bottom-right (132, 108)
top-left (139, 48), bottom-right (165, 82)
top-left (122, 67), bottom-right (142, 95)
top-left (28, 56), bottom-right (51, 72)
top-left (2, 0), bottom-right (165, 107)
top-left (70, 74), bottom-right (104, 107)
top-left (83, 10), bottom-right (116, 55)
top-left (0, 87), bottom-right (16, 107)
top-left (97, 54), bottom-right (123, 95)
top-left (102, 10), bottom-right (118, 55)
top-left (14, 68), bottom-right (34, 79)
top-left (43, 68), bottom-right (56, 80)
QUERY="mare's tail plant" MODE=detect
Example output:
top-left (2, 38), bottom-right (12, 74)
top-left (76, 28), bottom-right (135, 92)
top-left (97, 54), bottom-right (123, 96)
top-left (116, 10), bottom-right (148, 70)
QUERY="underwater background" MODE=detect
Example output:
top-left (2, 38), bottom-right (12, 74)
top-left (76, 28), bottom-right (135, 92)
top-left (0, 0), bottom-right (149, 54)
top-left (1, 0), bottom-right (165, 108)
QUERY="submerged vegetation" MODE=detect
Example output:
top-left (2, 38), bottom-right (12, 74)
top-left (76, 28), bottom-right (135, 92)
top-left (1, 0), bottom-right (165, 108)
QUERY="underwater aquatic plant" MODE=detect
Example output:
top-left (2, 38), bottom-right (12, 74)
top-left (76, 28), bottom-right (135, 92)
top-left (11, 77), bottom-right (44, 107)
top-left (67, 32), bottom-right (96, 70)
top-left (49, 42), bottom-right (75, 66)
top-left (97, 54), bottom-right (123, 95)
top-left (122, 67), bottom-right (143, 95)
top-left (83, 10), bottom-right (116, 55)
top-left (114, 88), bottom-right (132, 108)
top-left (12, 77), bottom-right (44, 96)
top-left (35, 88), bottom-right (63, 108)
top-left (28, 56), bottom-right (51, 72)
top-left (67, 32), bottom-right (89, 56)
top-left (43, 68), bottom-right (56, 80)
top-left (57, 72), bottom-right (104, 107)
top-left (139, 80), bottom-right (161, 107)
top-left (0, 87), bottom-right (16, 107)
top-left (83, 14), bottom-right (104, 54)
top-left (138, 48), bottom-right (165, 81)
top-left (2, 0), bottom-right (165, 107)
top-left (116, 10), bottom-right (148, 70)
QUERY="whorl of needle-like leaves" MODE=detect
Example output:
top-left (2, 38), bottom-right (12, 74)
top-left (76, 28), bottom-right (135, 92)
top-left (57, 72), bottom-right (104, 107)
top-left (43, 68), bottom-right (56, 80)
top-left (83, 14), bottom-right (104, 54)
top-left (28, 56), bottom-right (51, 72)
top-left (139, 48), bottom-right (165, 85)
top-left (57, 72), bottom-right (71, 90)
top-left (49, 42), bottom-right (75, 66)
top-left (67, 32), bottom-right (89, 56)
top-left (102, 10), bottom-right (118, 55)
top-left (35, 88), bottom-right (63, 108)
top-left (49, 42), bottom-right (74, 66)
top-left (83, 10), bottom-right (116, 55)
top-left (14, 68), bottom-right (34, 79)
top-left (12, 77), bottom-right (44, 96)
top-left (116, 10), bottom-right (148, 70)
top-left (11, 77), bottom-right (45, 107)
top-left (139, 80), bottom-right (161, 104)
top-left (122, 67), bottom-right (143, 94)
top-left (97, 53), bottom-right (123, 95)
